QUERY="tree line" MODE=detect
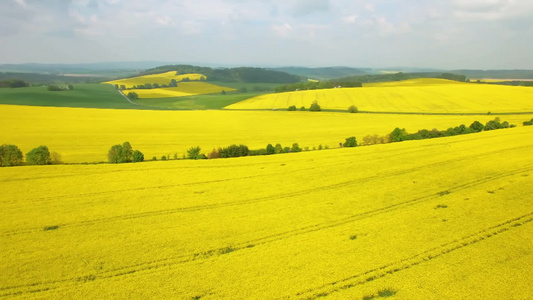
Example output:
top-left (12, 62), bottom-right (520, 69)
top-left (139, 65), bottom-right (301, 84)
top-left (275, 80), bottom-right (362, 93)
top-left (0, 145), bottom-right (61, 167)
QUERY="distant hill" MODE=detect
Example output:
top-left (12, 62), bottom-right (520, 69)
top-left (142, 65), bottom-right (301, 84)
top-left (450, 70), bottom-right (533, 79)
top-left (267, 67), bottom-right (371, 80)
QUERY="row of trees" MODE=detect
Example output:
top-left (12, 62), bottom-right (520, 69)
top-left (107, 142), bottom-right (144, 163)
top-left (0, 144), bottom-right (61, 167)
top-left (0, 79), bottom-right (29, 88)
top-left (139, 65), bottom-right (301, 84)
top-left (390, 118), bottom-right (514, 143)
top-left (287, 103), bottom-right (358, 113)
top-left (275, 80), bottom-right (363, 93)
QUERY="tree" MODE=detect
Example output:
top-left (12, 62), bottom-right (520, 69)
top-left (114, 84), bottom-right (119, 90)
top-left (469, 120), bottom-right (484, 132)
top-left (309, 100), bottom-right (321, 111)
top-left (187, 146), bottom-right (206, 159)
top-left (153, 83), bottom-right (160, 88)
top-left (68, 84), bottom-right (74, 90)
top-left (266, 144), bottom-right (275, 155)
top-left (127, 92), bottom-right (138, 100)
top-left (26, 146), bottom-right (51, 165)
top-left (221, 90), bottom-right (226, 95)
top-left (47, 85), bottom-right (63, 91)
top-left (108, 144), bottom-right (123, 163)
top-left (348, 105), bottom-right (358, 113)
top-left (144, 83), bottom-right (152, 89)
top-left (274, 143), bottom-right (283, 154)
top-left (169, 79), bottom-right (178, 87)
top-left (120, 84), bottom-right (126, 90)
top-left (0, 144), bottom-right (23, 167)
top-left (288, 105), bottom-right (297, 111)
top-left (50, 152), bottom-right (62, 164)
top-left (343, 136), bottom-right (358, 147)
top-left (390, 128), bottom-right (407, 142)
top-left (291, 143), bottom-right (302, 152)
top-left (121, 142), bottom-right (133, 163)
top-left (300, 106), bottom-right (306, 111)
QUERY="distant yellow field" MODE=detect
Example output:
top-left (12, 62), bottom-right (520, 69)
top-left (225, 78), bottom-right (533, 113)
top-left (1, 126), bottom-right (532, 298)
top-left (129, 82), bottom-right (235, 99)
top-left (1, 104), bottom-right (532, 163)
top-left (105, 71), bottom-right (206, 89)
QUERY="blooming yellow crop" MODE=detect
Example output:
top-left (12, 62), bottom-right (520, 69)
top-left (129, 82), bottom-right (235, 99)
top-left (1, 104), bottom-right (531, 163)
top-left (104, 71), bottom-right (206, 89)
top-left (1, 126), bottom-right (532, 298)
top-left (225, 78), bottom-right (533, 113)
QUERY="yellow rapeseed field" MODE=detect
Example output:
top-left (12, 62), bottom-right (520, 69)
top-left (129, 82), bottom-right (235, 99)
top-left (1, 126), bottom-right (532, 298)
top-left (105, 71), bottom-right (206, 89)
top-left (1, 104), bottom-right (532, 163)
top-left (225, 78), bottom-right (533, 113)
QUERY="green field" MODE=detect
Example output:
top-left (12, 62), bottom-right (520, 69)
top-left (0, 84), bottom-right (139, 109)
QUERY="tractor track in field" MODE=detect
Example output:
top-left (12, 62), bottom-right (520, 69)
top-left (1, 148), bottom-right (532, 238)
top-left (2, 143), bottom-right (531, 237)
top-left (289, 213), bottom-right (533, 299)
top-left (1, 164), bottom-right (531, 297)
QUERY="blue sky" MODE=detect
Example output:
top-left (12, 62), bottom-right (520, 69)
top-left (1, 0), bottom-right (532, 69)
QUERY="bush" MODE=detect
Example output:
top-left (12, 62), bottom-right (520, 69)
top-left (152, 156), bottom-right (157, 161)
top-left (291, 143), bottom-right (302, 152)
top-left (161, 155), bottom-right (167, 161)
top-left (249, 148), bottom-right (268, 156)
top-left (523, 118), bottom-right (533, 126)
top-left (469, 120), bottom-right (484, 132)
top-left (132, 150), bottom-right (144, 162)
top-left (266, 144), bottom-right (275, 155)
top-left (300, 106), bottom-right (306, 111)
top-left (26, 145), bottom-right (51, 165)
top-left (219, 144), bottom-right (249, 158)
top-left (274, 143), bottom-right (283, 154)
top-left (187, 146), bottom-right (205, 159)
top-left (348, 105), bottom-right (358, 113)
top-left (127, 92), bottom-right (139, 100)
top-left (207, 148), bottom-right (221, 159)
top-left (47, 85), bottom-right (64, 91)
top-left (108, 142), bottom-right (138, 163)
top-left (390, 128), bottom-right (407, 142)
top-left (309, 100), bottom-right (321, 112)
top-left (343, 136), bottom-right (358, 147)
top-left (50, 151), bottom-right (62, 164)
top-left (288, 105), bottom-right (297, 111)
top-left (0, 144), bottom-right (23, 167)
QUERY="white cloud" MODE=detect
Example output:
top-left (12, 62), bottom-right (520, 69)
top-left (342, 14), bottom-right (358, 24)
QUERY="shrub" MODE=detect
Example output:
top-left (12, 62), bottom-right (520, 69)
top-left (50, 151), bottom-right (62, 164)
top-left (161, 155), bottom-right (167, 161)
top-left (288, 105), bottom-right (297, 111)
top-left (309, 100), bottom-right (321, 112)
top-left (274, 143), bottom-right (283, 154)
top-left (108, 142), bottom-right (138, 163)
top-left (282, 146), bottom-right (291, 153)
top-left (132, 150), bottom-right (144, 162)
top-left (0, 144), bottom-right (23, 167)
top-left (266, 144), bottom-right (275, 155)
top-left (343, 136), bottom-right (358, 147)
top-left (207, 148), bottom-right (221, 159)
top-left (348, 105), bottom-right (358, 113)
top-left (249, 148), bottom-right (268, 156)
top-left (219, 144), bottom-right (249, 158)
top-left (187, 146), bottom-right (205, 159)
top-left (291, 143), bottom-right (302, 152)
top-left (300, 106), bottom-right (306, 111)
top-left (26, 145), bottom-right (51, 165)
top-left (152, 156), bottom-right (157, 161)
top-left (390, 128), bottom-right (407, 142)
top-left (47, 85), bottom-right (63, 91)
top-left (127, 92), bottom-right (139, 100)
top-left (523, 118), bottom-right (533, 126)
top-left (469, 120), bottom-right (484, 132)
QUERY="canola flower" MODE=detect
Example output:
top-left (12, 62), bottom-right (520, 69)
top-left (1, 104), bottom-right (531, 163)
top-left (104, 71), bottom-right (206, 89)
top-left (1, 126), bottom-right (532, 298)
top-left (225, 78), bottom-right (533, 113)
top-left (129, 82), bottom-right (235, 99)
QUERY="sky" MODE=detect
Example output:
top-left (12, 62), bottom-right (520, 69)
top-left (1, 0), bottom-right (532, 69)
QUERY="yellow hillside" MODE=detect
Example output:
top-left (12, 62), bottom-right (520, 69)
top-left (105, 71), bottom-right (206, 89)
top-left (225, 78), bottom-right (533, 113)
top-left (129, 82), bottom-right (235, 98)
top-left (1, 104), bottom-right (532, 163)
top-left (1, 126), bottom-right (532, 298)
